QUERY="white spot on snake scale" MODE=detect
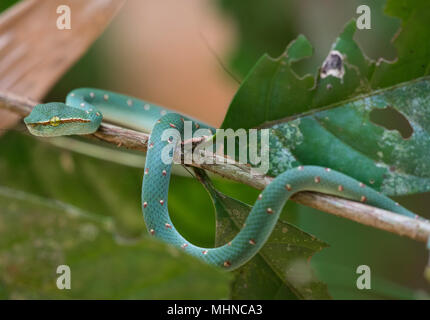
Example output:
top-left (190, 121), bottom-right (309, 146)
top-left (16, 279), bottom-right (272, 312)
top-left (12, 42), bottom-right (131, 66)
top-left (338, 185), bottom-right (344, 192)
top-left (89, 92), bottom-right (95, 98)
top-left (127, 99), bottom-right (133, 106)
top-left (223, 261), bottom-right (231, 268)
top-left (143, 202), bottom-right (147, 208)
top-left (181, 243), bottom-right (188, 249)
top-left (266, 208), bottom-right (273, 214)
top-left (160, 110), bottom-right (167, 116)
top-left (314, 176), bottom-right (321, 183)
top-left (249, 239), bottom-right (256, 245)
top-left (103, 94), bottom-right (109, 101)
top-left (165, 223), bottom-right (172, 229)
top-left (144, 104), bottom-right (150, 111)
top-left (150, 229), bottom-right (155, 235)
top-left (285, 184), bottom-right (292, 191)
top-left (202, 250), bottom-right (208, 255)
top-left (160, 199), bottom-right (164, 205)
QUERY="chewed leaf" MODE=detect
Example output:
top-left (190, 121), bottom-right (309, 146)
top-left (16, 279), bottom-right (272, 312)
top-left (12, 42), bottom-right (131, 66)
top-left (222, 2), bottom-right (430, 130)
top-left (194, 169), bottom-right (330, 300)
top-left (221, 21), bottom-right (374, 130)
top-left (221, 34), bottom-right (315, 130)
top-left (221, 1), bottom-right (430, 196)
top-left (267, 77), bottom-right (430, 196)
top-left (0, 185), bottom-right (231, 299)
top-left (371, 0), bottom-right (430, 88)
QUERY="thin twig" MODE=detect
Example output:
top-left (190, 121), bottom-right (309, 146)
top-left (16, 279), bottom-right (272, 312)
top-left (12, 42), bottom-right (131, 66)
top-left (1, 90), bottom-right (429, 243)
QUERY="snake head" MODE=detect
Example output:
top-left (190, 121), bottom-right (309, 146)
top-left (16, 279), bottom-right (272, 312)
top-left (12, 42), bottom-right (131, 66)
top-left (24, 102), bottom-right (102, 137)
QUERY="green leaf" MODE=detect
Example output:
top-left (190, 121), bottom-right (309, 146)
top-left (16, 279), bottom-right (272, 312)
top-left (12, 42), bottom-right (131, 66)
top-left (0, 186), bottom-right (231, 299)
top-left (220, 0), bottom-right (430, 196)
top-left (0, 131), bottom-right (216, 245)
top-left (221, 34), bottom-right (315, 130)
top-left (267, 77), bottom-right (430, 196)
top-left (221, 1), bottom-right (430, 130)
top-left (371, 0), bottom-right (430, 88)
top-left (0, 131), bottom-right (229, 298)
top-left (194, 169), bottom-right (330, 300)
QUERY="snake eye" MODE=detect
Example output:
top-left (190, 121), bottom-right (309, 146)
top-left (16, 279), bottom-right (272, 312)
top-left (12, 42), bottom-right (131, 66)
top-left (50, 116), bottom-right (61, 127)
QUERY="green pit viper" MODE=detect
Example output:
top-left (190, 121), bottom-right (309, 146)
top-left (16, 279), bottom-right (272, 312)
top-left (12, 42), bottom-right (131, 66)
top-left (24, 88), bottom-right (424, 270)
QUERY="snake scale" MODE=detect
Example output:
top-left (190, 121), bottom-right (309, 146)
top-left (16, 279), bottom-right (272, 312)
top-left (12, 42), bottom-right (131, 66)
top-left (24, 88), bottom-right (420, 270)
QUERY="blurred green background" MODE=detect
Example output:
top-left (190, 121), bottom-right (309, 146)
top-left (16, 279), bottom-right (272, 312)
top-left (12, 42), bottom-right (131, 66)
top-left (0, 0), bottom-right (429, 299)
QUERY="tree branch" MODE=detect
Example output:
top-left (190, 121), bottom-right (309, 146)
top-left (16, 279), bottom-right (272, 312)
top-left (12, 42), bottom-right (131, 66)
top-left (1, 90), bottom-right (429, 243)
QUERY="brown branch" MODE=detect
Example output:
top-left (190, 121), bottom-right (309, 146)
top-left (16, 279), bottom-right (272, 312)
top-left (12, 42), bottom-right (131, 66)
top-left (1, 90), bottom-right (430, 243)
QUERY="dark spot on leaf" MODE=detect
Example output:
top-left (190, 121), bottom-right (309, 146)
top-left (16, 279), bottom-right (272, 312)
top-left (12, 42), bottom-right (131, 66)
top-left (320, 50), bottom-right (345, 79)
top-left (369, 106), bottom-right (413, 139)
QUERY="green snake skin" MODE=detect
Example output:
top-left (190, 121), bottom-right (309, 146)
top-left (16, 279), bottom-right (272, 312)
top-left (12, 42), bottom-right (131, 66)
top-left (24, 88), bottom-right (419, 270)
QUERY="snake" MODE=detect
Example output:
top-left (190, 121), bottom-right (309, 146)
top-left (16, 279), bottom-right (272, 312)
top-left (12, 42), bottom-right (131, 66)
top-left (24, 88), bottom-right (421, 271)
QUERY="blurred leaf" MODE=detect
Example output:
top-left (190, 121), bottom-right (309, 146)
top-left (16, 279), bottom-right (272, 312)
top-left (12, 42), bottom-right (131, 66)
top-left (0, 0), bottom-right (18, 12)
top-left (0, 131), bottom-right (215, 245)
top-left (222, 0), bottom-right (430, 130)
top-left (194, 169), bottom-right (330, 300)
top-left (0, 0), bottom-right (125, 100)
top-left (0, 185), bottom-right (231, 299)
top-left (0, 131), bottom-right (226, 298)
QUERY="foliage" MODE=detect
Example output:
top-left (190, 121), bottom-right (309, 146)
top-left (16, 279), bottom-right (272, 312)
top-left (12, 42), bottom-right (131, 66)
top-left (0, 132), bottom-right (231, 299)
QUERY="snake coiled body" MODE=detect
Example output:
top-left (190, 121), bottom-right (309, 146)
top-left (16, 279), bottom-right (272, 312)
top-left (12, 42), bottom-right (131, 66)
top-left (24, 88), bottom-right (418, 270)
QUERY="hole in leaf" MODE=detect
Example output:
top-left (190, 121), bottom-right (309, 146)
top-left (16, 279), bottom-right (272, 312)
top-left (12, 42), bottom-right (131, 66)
top-left (369, 106), bottom-right (413, 139)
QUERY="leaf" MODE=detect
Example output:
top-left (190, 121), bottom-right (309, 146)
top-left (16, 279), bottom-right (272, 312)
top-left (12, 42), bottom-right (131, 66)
top-left (220, 0), bottom-right (430, 196)
top-left (221, 34), bottom-right (315, 130)
top-left (0, 185), bottom-right (231, 299)
top-left (371, 0), bottom-right (430, 88)
top-left (194, 169), bottom-right (330, 300)
top-left (0, 131), bottom-right (216, 245)
top-left (221, 1), bottom-right (430, 130)
top-left (267, 77), bottom-right (430, 196)
top-left (0, 131), bottom-right (228, 297)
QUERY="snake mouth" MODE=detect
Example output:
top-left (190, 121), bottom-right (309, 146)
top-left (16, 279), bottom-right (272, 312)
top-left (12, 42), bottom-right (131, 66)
top-left (26, 118), bottom-right (91, 126)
